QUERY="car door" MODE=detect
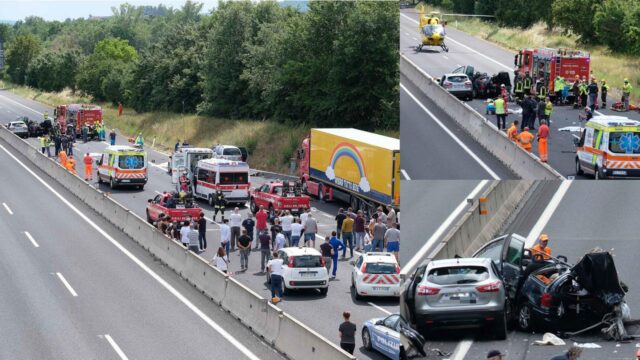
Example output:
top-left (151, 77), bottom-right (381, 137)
top-left (501, 234), bottom-right (525, 301)
top-left (374, 315), bottom-right (401, 359)
top-left (171, 152), bottom-right (186, 184)
top-left (148, 194), bottom-right (162, 218)
top-left (472, 235), bottom-right (508, 266)
top-left (400, 265), bottom-right (426, 325)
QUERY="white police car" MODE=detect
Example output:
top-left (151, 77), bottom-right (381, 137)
top-left (362, 314), bottom-right (426, 360)
top-left (351, 252), bottom-right (401, 299)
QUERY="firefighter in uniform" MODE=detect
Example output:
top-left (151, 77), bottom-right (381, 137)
top-left (622, 79), bottom-right (633, 111)
top-left (601, 79), bottom-right (609, 108)
top-left (213, 189), bottom-right (226, 222)
top-left (579, 80), bottom-right (588, 109)
top-left (536, 79), bottom-right (547, 101)
top-left (523, 73), bottom-right (532, 96)
top-left (514, 74), bottom-right (524, 101)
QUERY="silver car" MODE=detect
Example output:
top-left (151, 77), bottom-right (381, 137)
top-left (212, 145), bottom-right (243, 161)
top-left (7, 121), bottom-right (29, 138)
top-left (404, 257), bottom-right (507, 339)
top-left (439, 73), bottom-right (473, 100)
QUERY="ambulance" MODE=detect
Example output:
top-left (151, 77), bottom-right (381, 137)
top-left (192, 158), bottom-right (251, 206)
top-left (96, 145), bottom-right (148, 189)
top-left (169, 146), bottom-right (214, 184)
top-left (575, 116), bottom-right (640, 179)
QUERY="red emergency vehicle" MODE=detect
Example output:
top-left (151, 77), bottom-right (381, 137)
top-left (514, 48), bottom-right (590, 98)
top-left (55, 104), bottom-right (103, 138)
top-left (249, 181), bottom-right (310, 220)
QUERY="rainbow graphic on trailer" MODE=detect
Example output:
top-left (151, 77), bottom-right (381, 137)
top-left (325, 142), bottom-right (371, 192)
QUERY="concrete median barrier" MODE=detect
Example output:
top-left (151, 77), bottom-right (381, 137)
top-left (401, 54), bottom-right (563, 179)
top-left (274, 313), bottom-right (356, 360)
top-left (0, 127), bottom-right (356, 360)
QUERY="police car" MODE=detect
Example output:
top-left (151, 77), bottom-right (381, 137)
top-left (362, 314), bottom-right (426, 360)
top-left (351, 252), bottom-right (401, 299)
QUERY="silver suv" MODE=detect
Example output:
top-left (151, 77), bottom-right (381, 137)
top-left (212, 145), bottom-right (243, 162)
top-left (404, 257), bottom-right (507, 339)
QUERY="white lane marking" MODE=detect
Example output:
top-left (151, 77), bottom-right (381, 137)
top-left (450, 339), bottom-right (474, 360)
top-left (24, 231), bottom-right (39, 247)
top-left (0, 93), bottom-right (45, 115)
top-left (401, 13), bottom-right (512, 71)
top-left (526, 180), bottom-right (572, 247)
top-left (149, 161), bottom-right (168, 170)
top-left (154, 190), bottom-right (163, 195)
top-left (442, 55), bottom-right (449, 60)
top-left (56, 272), bottom-right (78, 297)
top-left (104, 334), bottom-right (128, 360)
top-left (405, 32), bottom-right (410, 36)
top-left (0, 144), bottom-right (261, 360)
top-left (400, 84), bottom-right (501, 180)
top-left (401, 180), bottom-right (490, 275)
top-left (3, 202), bottom-right (13, 214)
top-left (456, 63), bottom-right (462, 67)
top-left (411, 37), bottom-right (418, 41)
top-left (368, 302), bottom-right (392, 315)
top-left (400, 169), bottom-right (411, 180)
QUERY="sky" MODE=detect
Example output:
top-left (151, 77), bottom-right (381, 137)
top-left (0, 0), bottom-right (222, 21)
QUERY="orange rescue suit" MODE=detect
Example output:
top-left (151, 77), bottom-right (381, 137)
top-left (538, 124), bottom-right (550, 162)
top-left (58, 150), bottom-right (68, 168)
top-left (83, 154), bottom-right (93, 180)
top-left (507, 124), bottom-right (518, 141)
top-left (66, 157), bottom-right (77, 175)
top-left (517, 130), bottom-right (535, 152)
top-left (531, 244), bottom-right (551, 260)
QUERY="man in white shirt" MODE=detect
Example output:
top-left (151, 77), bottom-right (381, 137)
top-left (229, 207), bottom-right (242, 252)
top-left (280, 210), bottom-right (294, 245)
top-left (219, 218), bottom-right (231, 259)
top-left (267, 252), bottom-right (284, 302)
top-left (274, 230), bottom-right (286, 251)
top-left (290, 218), bottom-right (304, 247)
top-left (300, 208), bottom-right (309, 227)
top-left (179, 221), bottom-right (190, 248)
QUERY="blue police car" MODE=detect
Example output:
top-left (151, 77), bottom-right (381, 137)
top-left (362, 314), bottom-right (426, 360)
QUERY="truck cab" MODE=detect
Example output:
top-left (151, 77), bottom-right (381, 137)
top-left (250, 181), bottom-right (310, 220)
top-left (170, 147), bottom-right (214, 184)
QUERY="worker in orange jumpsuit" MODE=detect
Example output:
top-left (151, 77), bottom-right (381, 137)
top-left (507, 120), bottom-right (519, 141)
top-left (118, 102), bottom-right (123, 116)
top-left (516, 127), bottom-right (535, 152)
top-left (83, 153), bottom-right (93, 181)
top-left (58, 150), bottom-right (68, 168)
top-left (66, 155), bottom-right (77, 175)
top-left (538, 120), bottom-right (550, 162)
top-left (531, 234), bottom-right (551, 260)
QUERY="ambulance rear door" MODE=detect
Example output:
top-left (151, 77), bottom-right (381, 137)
top-left (171, 152), bottom-right (186, 184)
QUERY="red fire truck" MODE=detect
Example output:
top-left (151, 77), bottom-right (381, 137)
top-left (514, 48), bottom-right (590, 101)
top-left (55, 104), bottom-right (103, 139)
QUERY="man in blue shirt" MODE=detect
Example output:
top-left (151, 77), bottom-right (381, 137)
top-left (329, 231), bottom-right (344, 279)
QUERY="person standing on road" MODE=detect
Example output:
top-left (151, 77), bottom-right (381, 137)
top-left (58, 149), bottom-right (68, 168)
top-left (67, 136), bottom-right (74, 157)
top-left (213, 189), bottom-right (226, 222)
top-left (516, 127), bottom-right (535, 153)
top-left (219, 219), bottom-right (231, 257)
top-left (180, 220), bottom-right (191, 248)
top-left (229, 207), bottom-right (242, 252)
top-left (531, 234), bottom-right (552, 260)
top-left (267, 252), bottom-right (284, 303)
top-left (270, 218), bottom-right (283, 249)
top-left (109, 129), bottom-right (117, 146)
top-left (259, 229), bottom-right (272, 272)
top-left (338, 311), bottom-right (356, 355)
top-left (486, 349), bottom-right (504, 360)
top-left (622, 79), bottom-right (633, 111)
top-left (386, 205), bottom-right (396, 228)
top-left (385, 223), bottom-right (400, 261)
top-left (210, 247), bottom-right (229, 274)
top-left (304, 213), bottom-right (318, 248)
top-left (256, 206), bottom-right (268, 248)
top-left (341, 214), bottom-right (354, 259)
top-left (374, 207), bottom-right (387, 224)
top-left (39, 135), bottom-right (47, 155)
top-left (538, 120), bottom-right (550, 163)
top-left (536, 97), bottom-right (546, 127)
top-left (521, 95), bottom-right (533, 130)
top-left (274, 227), bottom-right (286, 251)
top-left (290, 217), bottom-right (304, 247)
top-left (335, 208), bottom-right (346, 240)
top-left (320, 236), bottom-right (333, 274)
top-left (238, 229), bottom-right (252, 271)
top-left (81, 124), bottom-right (89, 143)
top-left (54, 134), bottom-right (61, 156)
top-left (198, 212), bottom-right (207, 251)
top-left (601, 79), bottom-right (609, 109)
top-left (549, 346), bottom-right (582, 360)
top-left (544, 97), bottom-right (553, 126)
top-left (507, 120), bottom-right (519, 141)
top-left (372, 218), bottom-right (387, 252)
top-left (354, 210), bottom-right (366, 251)
top-left (280, 210), bottom-right (293, 245)
top-left (300, 207), bottom-right (310, 226)
top-left (242, 213), bottom-right (255, 247)
top-left (494, 96), bottom-right (507, 130)
top-left (83, 153), bottom-right (93, 181)
top-left (363, 228), bottom-right (373, 252)
top-left (187, 222), bottom-right (200, 253)
top-left (329, 231), bottom-right (344, 279)
top-left (587, 78), bottom-right (599, 111)
top-left (579, 80), bottom-right (588, 110)
top-left (135, 132), bottom-right (144, 148)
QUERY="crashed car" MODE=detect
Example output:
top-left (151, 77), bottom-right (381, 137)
top-left (362, 314), bottom-right (426, 360)
top-left (451, 65), bottom-right (512, 99)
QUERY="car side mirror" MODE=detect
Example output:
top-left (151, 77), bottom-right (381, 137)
top-left (375, 320), bottom-right (384, 326)
top-left (148, 199), bottom-right (152, 203)
top-left (573, 137), bottom-right (580, 147)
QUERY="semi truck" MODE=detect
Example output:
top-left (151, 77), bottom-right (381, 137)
top-left (298, 128), bottom-right (400, 216)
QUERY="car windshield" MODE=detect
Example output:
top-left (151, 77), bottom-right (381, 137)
top-left (292, 255), bottom-right (322, 268)
top-left (427, 266), bottom-right (489, 285)
top-left (12, 122), bottom-right (26, 127)
top-left (446, 76), bottom-right (468, 83)
top-left (365, 262), bottom-right (396, 274)
top-left (118, 155), bottom-right (145, 169)
top-left (423, 24), bottom-right (444, 36)
top-left (219, 172), bottom-right (248, 185)
top-left (223, 148), bottom-right (241, 156)
top-left (609, 132), bottom-right (640, 154)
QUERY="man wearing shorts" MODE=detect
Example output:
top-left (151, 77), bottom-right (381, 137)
top-left (384, 223), bottom-right (400, 261)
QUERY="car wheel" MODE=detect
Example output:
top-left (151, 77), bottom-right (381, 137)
top-left (283, 286), bottom-right (289, 296)
top-left (97, 174), bottom-right (103, 184)
top-left (594, 166), bottom-right (603, 180)
top-left (250, 199), bottom-right (257, 214)
top-left (319, 287), bottom-right (328, 296)
top-left (493, 310), bottom-right (508, 340)
top-left (318, 183), bottom-right (325, 201)
top-left (518, 302), bottom-right (534, 332)
top-left (146, 210), bottom-right (153, 224)
top-left (575, 157), bottom-right (584, 176)
top-left (362, 328), bottom-right (373, 350)
top-left (109, 177), bottom-right (116, 189)
top-left (208, 194), bottom-right (214, 207)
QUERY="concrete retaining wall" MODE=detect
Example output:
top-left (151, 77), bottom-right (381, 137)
top-left (400, 54), bottom-right (563, 180)
top-left (0, 127), bottom-right (355, 360)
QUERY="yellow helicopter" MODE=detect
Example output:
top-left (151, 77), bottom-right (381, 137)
top-left (416, 5), bottom-right (449, 52)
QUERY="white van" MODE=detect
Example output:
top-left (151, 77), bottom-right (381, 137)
top-left (192, 158), bottom-right (250, 206)
top-left (96, 145), bottom-right (147, 189)
top-left (170, 147), bottom-right (214, 184)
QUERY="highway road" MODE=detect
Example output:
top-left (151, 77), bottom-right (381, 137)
top-left (402, 180), bottom-right (640, 360)
top-left (0, 135), bottom-right (284, 360)
top-left (0, 89), bottom-right (398, 359)
top-left (400, 8), bottom-right (640, 179)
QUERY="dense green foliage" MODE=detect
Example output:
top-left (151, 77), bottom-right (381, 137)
top-left (0, 0), bottom-right (399, 131)
top-left (421, 0), bottom-right (640, 54)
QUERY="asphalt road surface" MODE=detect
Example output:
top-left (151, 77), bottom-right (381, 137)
top-left (402, 180), bottom-right (640, 360)
top-left (400, 8), bottom-right (640, 179)
top-left (0, 89), bottom-right (398, 359)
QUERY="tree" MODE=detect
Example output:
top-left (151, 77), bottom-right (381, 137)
top-left (552, 0), bottom-right (599, 42)
top-left (594, 0), bottom-right (630, 52)
top-left (5, 33), bottom-right (41, 84)
top-left (495, 0), bottom-right (552, 28)
top-left (26, 49), bottom-right (82, 92)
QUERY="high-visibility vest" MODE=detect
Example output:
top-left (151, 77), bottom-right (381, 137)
top-left (538, 86), bottom-right (547, 99)
top-left (495, 98), bottom-right (506, 115)
top-left (601, 84), bottom-right (609, 93)
top-left (579, 84), bottom-right (588, 95)
top-left (554, 78), bottom-right (563, 92)
top-left (545, 102), bottom-right (553, 116)
top-left (515, 80), bottom-right (524, 93)
top-left (523, 77), bottom-right (532, 90)
top-left (623, 83), bottom-right (633, 93)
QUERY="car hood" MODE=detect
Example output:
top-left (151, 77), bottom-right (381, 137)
top-left (571, 252), bottom-right (625, 306)
top-left (364, 317), bottom-right (385, 327)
